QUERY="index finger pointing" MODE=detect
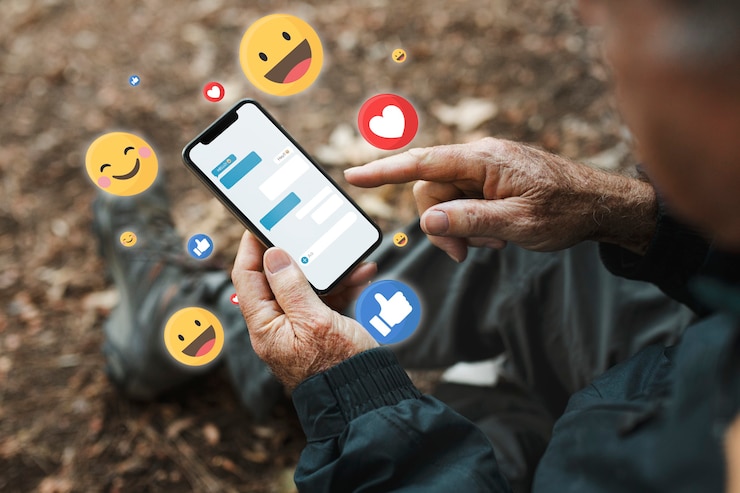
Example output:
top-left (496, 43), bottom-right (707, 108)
top-left (344, 144), bottom-right (477, 187)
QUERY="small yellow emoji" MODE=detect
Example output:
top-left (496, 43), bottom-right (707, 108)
top-left (119, 231), bottom-right (137, 248)
top-left (393, 232), bottom-right (408, 247)
top-left (392, 48), bottom-right (407, 63)
top-left (163, 307), bottom-right (224, 367)
top-left (85, 132), bottom-right (158, 196)
top-left (239, 14), bottom-right (324, 96)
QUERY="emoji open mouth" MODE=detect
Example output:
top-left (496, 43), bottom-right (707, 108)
top-left (395, 53), bottom-right (405, 62)
top-left (265, 39), bottom-right (312, 84)
top-left (112, 158), bottom-right (140, 180)
top-left (182, 325), bottom-right (216, 357)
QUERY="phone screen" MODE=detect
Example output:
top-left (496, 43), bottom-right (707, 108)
top-left (183, 100), bottom-right (382, 293)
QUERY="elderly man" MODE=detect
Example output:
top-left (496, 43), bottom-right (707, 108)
top-left (231, 0), bottom-right (740, 491)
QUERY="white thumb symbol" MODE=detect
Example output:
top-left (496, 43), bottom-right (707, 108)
top-left (374, 293), bottom-right (389, 308)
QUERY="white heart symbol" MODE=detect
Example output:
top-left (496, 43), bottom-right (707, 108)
top-left (369, 105), bottom-right (405, 139)
top-left (207, 86), bottom-right (221, 98)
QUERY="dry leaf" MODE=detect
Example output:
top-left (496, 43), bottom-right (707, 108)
top-left (203, 422), bottom-right (220, 446)
top-left (165, 417), bottom-right (194, 439)
top-left (431, 98), bottom-right (499, 132)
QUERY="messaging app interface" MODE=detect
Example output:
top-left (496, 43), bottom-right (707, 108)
top-left (189, 103), bottom-right (379, 290)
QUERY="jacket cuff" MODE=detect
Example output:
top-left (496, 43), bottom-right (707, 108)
top-left (292, 347), bottom-right (422, 442)
top-left (600, 199), bottom-right (710, 281)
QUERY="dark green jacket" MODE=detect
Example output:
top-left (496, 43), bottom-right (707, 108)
top-left (292, 209), bottom-right (739, 492)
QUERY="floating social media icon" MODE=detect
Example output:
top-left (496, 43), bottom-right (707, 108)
top-left (392, 48), bottom-right (407, 63)
top-left (355, 280), bottom-right (421, 344)
top-left (119, 231), bottom-right (137, 248)
top-left (239, 14), bottom-right (324, 96)
top-left (358, 94), bottom-right (418, 150)
top-left (163, 307), bottom-right (224, 367)
top-left (187, 234), bottom-right (214, 259)
top-left (203, 81), bottom-right (225, 102)
top-left (393, 232), bottom-right (408, 247)
top-left (230, 293), bottom-right (239, 305)
top-left (85, 132), bottom-right (159, 196)
top-left (129, 75), bottom-right (141, 86)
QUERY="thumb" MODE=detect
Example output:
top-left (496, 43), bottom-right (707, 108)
top-left (263, 248), bottom-right (327, 319)
top-left (373, 292), bottom-right (389, 307)
top-left (421, 198), bottom-right (526, 240)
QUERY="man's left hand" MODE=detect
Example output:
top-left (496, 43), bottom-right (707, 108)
top-left (231, 232), bottom-right (379, 391)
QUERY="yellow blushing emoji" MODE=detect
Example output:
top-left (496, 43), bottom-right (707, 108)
top-left (119, 231), bottom-right (137, 247)
top-left (163, 307), bottom-right (224, 367)
top-left (239, 14), bottom-right (324, 96)
top-left (85, 132), bottom-right (158, 196)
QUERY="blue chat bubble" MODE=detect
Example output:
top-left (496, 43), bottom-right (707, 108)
top-left (220, 151), bottom-right (261, 189)
top-left (260, 192), bottom-right (301, 231)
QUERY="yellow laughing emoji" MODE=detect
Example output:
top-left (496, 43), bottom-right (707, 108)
top-left (85, 132), bottom-right (158, 196)
top-left (163, 307), bottom-right (224, 367)
top-left (239, 14), bottom-right (324, 96)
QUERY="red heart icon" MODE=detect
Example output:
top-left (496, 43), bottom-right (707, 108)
top-left (230, 293), bottom-right (239, 305)
top-left (203, 81), bottom-right (225, 102)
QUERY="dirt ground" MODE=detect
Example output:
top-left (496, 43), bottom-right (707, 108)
top-left (0, 0), bottom-right (633, 491)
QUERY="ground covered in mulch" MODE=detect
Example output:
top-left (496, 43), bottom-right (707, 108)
top-left (0, 0), bottom-right (631, 491)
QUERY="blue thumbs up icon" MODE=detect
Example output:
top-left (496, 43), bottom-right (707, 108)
top-left (355, 280), bottom-right (421, 344)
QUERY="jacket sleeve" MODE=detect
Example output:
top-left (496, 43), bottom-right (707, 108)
top-left (599, 199), bottom-right (712, 313)
top-left (291, 347), bottom-right (512, 493)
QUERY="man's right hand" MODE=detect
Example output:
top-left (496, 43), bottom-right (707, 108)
top-left (344, 138), bottom-right (657, 261)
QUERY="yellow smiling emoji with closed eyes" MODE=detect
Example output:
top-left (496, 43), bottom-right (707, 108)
top-left (85, 132), bottom-right (158, 196)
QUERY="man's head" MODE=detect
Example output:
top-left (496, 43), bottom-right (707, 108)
top-left (580, 0), bottom-right (740, 249)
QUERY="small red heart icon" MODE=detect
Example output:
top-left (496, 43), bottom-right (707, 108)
top-left (203, 81), bottom-right (225, 102)
top-left (230, 293), bottom-right (239, 305)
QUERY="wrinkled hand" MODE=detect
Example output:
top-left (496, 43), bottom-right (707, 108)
top-left (231, 232), bottom-right (379, 390)
top-left (345, 137), bottom-right (656, 261)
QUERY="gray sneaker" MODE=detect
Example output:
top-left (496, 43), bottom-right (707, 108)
top-left (92, 177), bottom-right (281, 419)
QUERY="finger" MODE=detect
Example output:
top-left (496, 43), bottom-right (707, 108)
top-left (467, 237), bottom-right (508, 249)
top-left (413, 180), bottom-right (469, 262)
top-left (231, 231), bottom-right (283, 333)
top-left (420, 197), bottom-right (528, 240)
top-left (319, 262), bottom-right (377, 313)
top-left (263, 247), bottom-right (331, 322)
top-left (344, 142), bottom-right (487, 187)
top-left (339, 262), bottom-right (377, 288)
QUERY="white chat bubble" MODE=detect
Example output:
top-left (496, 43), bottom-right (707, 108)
top-left (311, 194), bottom-right (342, 225)
top-left (259, 155), bottom-right (309, 201)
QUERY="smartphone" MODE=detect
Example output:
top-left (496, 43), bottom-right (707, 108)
top-left (182, 99), bottom-right (382, 294)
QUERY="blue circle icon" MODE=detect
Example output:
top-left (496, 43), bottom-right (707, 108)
top-left (129, 75), bottom-right (141, 87)
top-left (187, 234), bottom-right (214, 260)
top-left (301, 256), bottom-right (309, 264)
top-left (355, 280), bottom-right (421, 344)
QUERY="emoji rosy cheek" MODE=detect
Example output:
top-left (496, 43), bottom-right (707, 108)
top-left (98, 176), bottom-right (111, 188)
top-left (139, 147), bottom-right (151, 158)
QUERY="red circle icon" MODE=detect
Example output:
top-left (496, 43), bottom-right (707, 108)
top-left (358, 94), bottom-right (418, 150)
top-left (203, 82), bottom-right (225, 102)
top-left (230, 293), bottom-right (239, 305)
